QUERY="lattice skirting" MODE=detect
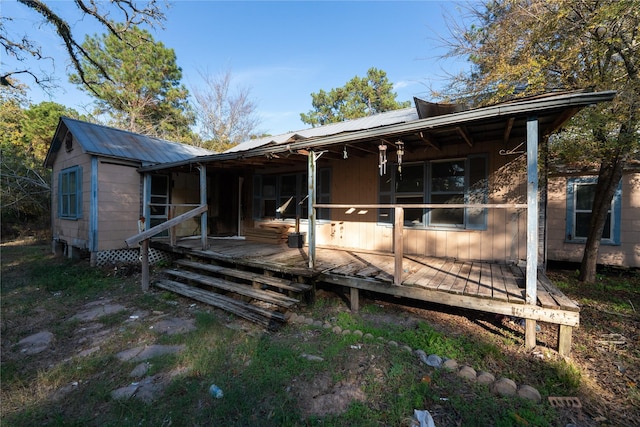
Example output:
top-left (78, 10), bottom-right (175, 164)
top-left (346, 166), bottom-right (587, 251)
top-left (94, 248), bottom-right (173, 267)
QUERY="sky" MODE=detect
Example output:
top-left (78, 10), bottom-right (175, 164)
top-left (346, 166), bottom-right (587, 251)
top-left (3, 0), bottom-right (473, 136)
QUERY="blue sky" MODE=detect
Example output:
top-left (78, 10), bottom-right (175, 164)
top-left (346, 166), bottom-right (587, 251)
top-left (4, 0), bottom-right (472, 136)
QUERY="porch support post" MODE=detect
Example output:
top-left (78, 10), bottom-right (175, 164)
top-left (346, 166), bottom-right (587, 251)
top-left (198, 164), bottom-right (208, 250)
top-left (308, 151), bottom-right (316, 268)
top-left (525, 116), bottom-right (539, 349)
top-left (394, 207), bottom-right (404, 285)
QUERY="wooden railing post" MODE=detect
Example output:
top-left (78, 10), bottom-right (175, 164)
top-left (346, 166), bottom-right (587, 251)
top-left (141, 239), bottom-right (149, 291)
top-left (394, 207), bottom-right (404, 285)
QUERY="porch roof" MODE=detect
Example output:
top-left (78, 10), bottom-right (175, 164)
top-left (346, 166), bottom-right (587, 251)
top-left (139, 90), bottom-right (615, 173)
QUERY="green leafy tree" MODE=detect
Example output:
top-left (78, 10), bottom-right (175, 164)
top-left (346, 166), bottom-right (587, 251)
top-left (444, 0), bottom-right (639, 283)
top-left (1, 86), bottom-right (79, 228)
top-left (300, 67), bottom-right (410, 127)
top-left (1, 0), bottom-right (165, 91)
top-left (70, 25), bottom-right (196, 143)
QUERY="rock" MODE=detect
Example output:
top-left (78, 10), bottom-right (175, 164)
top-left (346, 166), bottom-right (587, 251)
top-left (304, 317), bottom-right (314, 325)
top-left (476, 371), bottom-right (496, 385)
top-left (323, 322), bottom-right (332, 329)
top-left (151, 317), bottom-right (196, 335)
top-left (401, 345), bottom-right (413, 353)
top-left (342, 329), bottom-right (351, 335)
top-left (332, 326), bottom-right (342, 334)
top-left (491, 377), bottom-right (517, 397)
top-left (313, 320), bottom-right (323, 327)
top-left (17, 331), bottom-right (54, 355)
top-left (457, 365), bottom-right (477, 381)
top-left (116, 344), bottom-right (186, 362)
top-left (300, 353), bottom-right (324, 362)
top-left (415, 349), bottom-right (428, 364)
top-left (518, 384), bottom-right (542, 403)
top-left (387, 340), bottom-right (398, 347)
top-left (442, 358), bottom-right (458, 371)
top-left (130, 362), bottom-right (150, 378)
top-left (70, 303), bottom-right (126, 322)
top-left (425, 354), bottom-right (443, 368)
top-left (364, 333), bottom-right (374, 340)
top-left (353, 330), bottom-right (363, 337)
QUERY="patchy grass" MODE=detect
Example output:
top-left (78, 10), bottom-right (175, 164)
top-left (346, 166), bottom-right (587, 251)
top-left (2, 242), bottom-right (639, 426)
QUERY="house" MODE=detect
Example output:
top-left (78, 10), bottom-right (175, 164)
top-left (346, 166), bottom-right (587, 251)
top-left (47, 90), bottom-right (622, 355)
top-left (43, 117), bottom-right (213, 266)
top-left (546, 160), bottom-right (640, 268)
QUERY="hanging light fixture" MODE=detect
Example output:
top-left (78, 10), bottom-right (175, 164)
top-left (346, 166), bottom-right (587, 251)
top-left (378, 142), bottom-right (387, 175)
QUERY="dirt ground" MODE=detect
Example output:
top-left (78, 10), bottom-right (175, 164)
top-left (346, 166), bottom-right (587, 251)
top-left (2, 243), bottom-right (638, 426)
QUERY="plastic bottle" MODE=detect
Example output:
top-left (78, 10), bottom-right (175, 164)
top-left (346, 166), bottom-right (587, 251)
top-left (209, 384), bottom-right (223, 398)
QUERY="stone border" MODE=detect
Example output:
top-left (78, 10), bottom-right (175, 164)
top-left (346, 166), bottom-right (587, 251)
top-left (287, 313), bottom-right (542, 403)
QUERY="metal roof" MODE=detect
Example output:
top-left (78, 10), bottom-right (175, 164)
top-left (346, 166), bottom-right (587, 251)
top-left (226, 107), bottom-right (419, 153)
top-left (44, 117), bottom-right (214, 168)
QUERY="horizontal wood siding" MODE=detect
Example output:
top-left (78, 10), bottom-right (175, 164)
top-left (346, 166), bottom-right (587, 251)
top-left (546, 172), bottom-right (640, 268)
top-left (97, 161), bottom-right (141, 251)
top-left (51, 137), bottom-right (92, 249)
top-left (312, 141), bottom-right (527, 262)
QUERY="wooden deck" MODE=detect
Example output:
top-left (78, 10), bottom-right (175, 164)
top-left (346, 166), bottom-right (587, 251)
top-left (151, 236), bottom-right (580, 354)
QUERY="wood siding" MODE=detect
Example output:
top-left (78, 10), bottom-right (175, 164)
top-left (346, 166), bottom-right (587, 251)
top-left (251, 140), bottom-right (529, 263)
top-left (96, 161), bottom-right (141, 251)
top-left (547, 172), bottom-right (640, 268)
top-left (50, 136), bottom-right (92, 250)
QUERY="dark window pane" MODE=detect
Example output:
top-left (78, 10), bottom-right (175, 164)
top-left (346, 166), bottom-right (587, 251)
top-left (396, 164), bottom-right (423, 193)
top-left (575, 184), bottom-right (595, 210)
top-left (432, 160), bottom-right (465, 192)
top-left (431, 194), bottom-right (463, 225)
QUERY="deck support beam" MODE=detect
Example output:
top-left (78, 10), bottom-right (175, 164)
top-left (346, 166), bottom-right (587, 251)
top-left (198, 164), bottom-right (208, 250)
top-left (308, 151), bottom-right (317, 268)
top-left (526, 116), bottom-right (539, 350)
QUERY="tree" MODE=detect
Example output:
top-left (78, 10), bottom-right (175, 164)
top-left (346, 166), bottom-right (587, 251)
top-left (69, 25), bottom-right (196, 143)
top-left (443, 0), bottom-right (639, 283)
top-left (1, 0), bottom-right (165, 92)
top-left (1, 86), bottom-right (79, 227)
top-left (300, 67), bottom-right (411, 127)
top-left (192, 68), bottom-right (262, 152)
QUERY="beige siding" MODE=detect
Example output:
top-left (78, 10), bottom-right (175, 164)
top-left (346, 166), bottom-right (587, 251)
top-left (51, 137), bottom-right (92, 250)
top-left (302, 140), bottom-right (528, 263)
top-left (97, 161), bottom-right (141, 251)
top-left (547, 172), bottom-right (640, 268)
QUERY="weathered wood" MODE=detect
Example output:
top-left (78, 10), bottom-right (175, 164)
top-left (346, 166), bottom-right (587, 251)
top-left (350, 287), bottom-right (360, 312)
top-left (558, 325), bottom-right (573, 356)
top-left (525, 319), bottom-right (537, 349)
top-left (164, 269), bottom-right (299, 308)
top-left (175, 259), bottom-right (312, 292)
top-left (477, 262), bottom-right (493, 298)
top-left (394, 207), bottom-right (404, 285)
top-left (438, 261), bottom-right (463, 293)
top-left (126, 204), bottom-right (207, 247)
top-left (317, 272), bottom-right (579, 326)
top-left (449, 262), bottom-right (471, 295)
top-left (155, 279), bottom-right (286, 327)
top-left (141, 239), bottom-right (149, 291)
top-left (490, 264), bottom-right (509, 302)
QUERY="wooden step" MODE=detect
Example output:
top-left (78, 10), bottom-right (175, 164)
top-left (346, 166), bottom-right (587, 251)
top-left (175, 259), bottom-right (312, 293)
top-left (163, 268), bottom-right (299, 308)
top-left (155, 279), bottom-right (286, 328)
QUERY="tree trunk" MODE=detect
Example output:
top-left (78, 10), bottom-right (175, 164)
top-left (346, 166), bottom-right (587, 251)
top-left (578, 152), bottom-right (625, 283)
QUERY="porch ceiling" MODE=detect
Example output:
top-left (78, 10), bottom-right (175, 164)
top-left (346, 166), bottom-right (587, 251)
top-left (140, 90), bottom-right (615, 173)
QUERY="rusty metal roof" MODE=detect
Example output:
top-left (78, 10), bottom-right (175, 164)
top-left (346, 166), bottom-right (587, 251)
top-left (44, 117), bottom-right (213, 168)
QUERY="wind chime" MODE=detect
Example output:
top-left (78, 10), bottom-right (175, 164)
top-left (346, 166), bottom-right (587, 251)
top-left (396, 140), bottom-right (404, 180)
top-left (378, 142), bottom-right (387, 176)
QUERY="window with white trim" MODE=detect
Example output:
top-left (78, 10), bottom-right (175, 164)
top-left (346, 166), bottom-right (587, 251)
top-left (59, 166), bottom-right (82, 219)
top-left (565, 177), bottom-right (621, 245)
top-left (378, 155), bottom-right (488, 229)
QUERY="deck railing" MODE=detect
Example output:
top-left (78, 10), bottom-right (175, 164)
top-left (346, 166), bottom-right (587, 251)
top-left (313, 203), bottom-right (527, 285)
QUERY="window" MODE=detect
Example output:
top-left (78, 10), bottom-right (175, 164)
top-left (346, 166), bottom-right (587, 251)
top-left (378, 155), bottom-right (488, 229)
top-left (149, 175), bottom-right (170, 236)
top-left (253, 169), bottom-right (331, 220)
top-left (59, 166), bottom-right (82, 219)
top-left (566, 177), bottom-right (621, 245)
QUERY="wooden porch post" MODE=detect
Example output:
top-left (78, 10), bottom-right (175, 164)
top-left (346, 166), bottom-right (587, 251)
top-left (525, 116), bottom-right (539, 349)
top-left (198, 164), bottom-right (208, 250)
top-left (141, 239), bottom-right (149, 291)
top-left (308, 151), bottom-right (316, 268)
top-left (394, 207), bottom-right (404, 285)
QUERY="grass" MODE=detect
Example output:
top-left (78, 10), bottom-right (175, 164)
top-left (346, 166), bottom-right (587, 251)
top-left (3, 241), bottom-right (638, 426)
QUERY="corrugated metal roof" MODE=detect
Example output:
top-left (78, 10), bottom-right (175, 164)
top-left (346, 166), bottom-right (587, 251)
top-left (46, 117), bottom-right (213, 167)
top-left (225, 107), bottom-right (419, 153)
